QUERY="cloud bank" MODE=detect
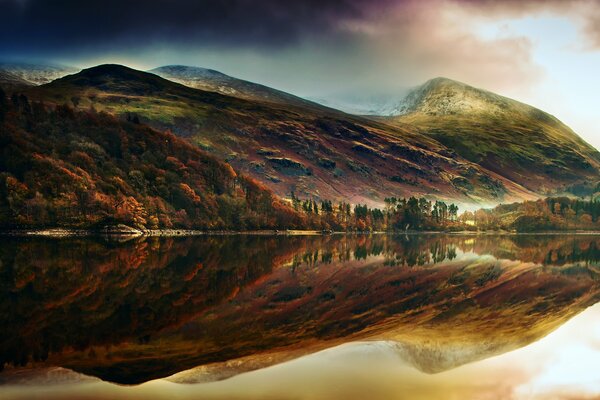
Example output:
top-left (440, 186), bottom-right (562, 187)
top-left (0, 1), bottom-right (599, 100)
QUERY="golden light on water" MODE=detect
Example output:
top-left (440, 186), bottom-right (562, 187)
top-left (3, 302), bottom-right (599, 400)
top-left (1, 234), bottom-right (599, 399)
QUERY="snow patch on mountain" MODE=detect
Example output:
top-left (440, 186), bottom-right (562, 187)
top-left (308, 77), bottom-right (519, 117)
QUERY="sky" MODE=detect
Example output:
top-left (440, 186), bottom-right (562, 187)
top-left (1, 0), bottom-right (600, 149)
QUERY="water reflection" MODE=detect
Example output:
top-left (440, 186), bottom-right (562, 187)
top-left (0, 234), bottom-right (599, 385)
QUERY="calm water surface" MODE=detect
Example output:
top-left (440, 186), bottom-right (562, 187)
top-left (0, 234), bottom-right (599, 399)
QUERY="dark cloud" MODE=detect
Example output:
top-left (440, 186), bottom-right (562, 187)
top-left (0, 0), bottom-right (395, 57)
top-left (2, 0), bottom-right (600, 60)
top-left (0, 0), bottom-right (545, 96)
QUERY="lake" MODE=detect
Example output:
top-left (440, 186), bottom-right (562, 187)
top-left (0, 233), bottom-right (599, 399)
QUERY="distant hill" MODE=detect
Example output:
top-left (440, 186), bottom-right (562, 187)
top-left (0, 69), bottom-right (33, 92)
top-left (21, 64), bottom-right (600, 207)
top-left (26, 64), bottom-right (530, 207)
top-left (390, 77), bottom-right (600, 195)
top-left (151, 65), bottom-right (319, 109)
top-left (0, 62), bottom-right (78, 88)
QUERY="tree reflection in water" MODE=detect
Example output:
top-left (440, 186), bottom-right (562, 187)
top-left (0, 234), bottom-right (598, 384)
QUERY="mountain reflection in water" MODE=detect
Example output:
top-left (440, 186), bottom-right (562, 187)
top-left (0, 234), bottom-right (599, 387)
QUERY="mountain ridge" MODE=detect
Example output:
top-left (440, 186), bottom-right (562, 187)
top-left (150, 64), bottom-right (322, 109)
top-left (0, 62), bottom-right (78, 86)
top-left (17, 63), bottom-right (600, 206)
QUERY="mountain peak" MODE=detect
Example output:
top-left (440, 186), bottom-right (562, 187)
top-left (151, 65), bottom-right (228, 79)
top-left (150, 63), bottom-right (320, 108)
top-left (77, 64), bottom-right (147, 79)
top-left (395, 76), bottom-right (514, 117)
top-left (424, 76), bottom-right (462, 86)
top-left (51, 64), bottom-right (177, 93)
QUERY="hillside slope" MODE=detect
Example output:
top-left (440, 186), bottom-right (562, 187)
top-left (22, 65), bottom-right (600, 206)
top-left (151, 65), bottom-right (319, 109)
top-left (25, 64), bottom-right (536, 206)
top-left (0, 70), bottom-right (33, 92)
top-left (391, 77), bottom-right (600, 195)
top-left (0, 91), bottom-right (305, 230)
top-left (0, 62), bottom-right (78, 86)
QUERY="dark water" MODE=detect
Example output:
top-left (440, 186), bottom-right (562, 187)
top-left (0, 234), bottom-right (599, 397)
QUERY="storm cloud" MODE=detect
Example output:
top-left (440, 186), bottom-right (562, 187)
top-left (0, 0), bottom-right (396, 56)
top-left (2, 0), bottom-right (600, 55)
top-left (2, 0), bottom-right (600, 150)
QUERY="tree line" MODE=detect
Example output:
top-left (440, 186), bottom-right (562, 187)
top-left (290, 192), bottom-right (462, 231)
top-left (0, 90), bottom-right (306, 230)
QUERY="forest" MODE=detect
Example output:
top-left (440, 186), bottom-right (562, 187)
top-left (1, 88), bottom-right (600, 233)
top-left (0, 89), bottom-right (306, 230)
top-left (289, 192), bottom-right (462, 231)
top-left (289, 193), bottom-right (600, 232)
top-left (468, 197), bottom-right (600, 232)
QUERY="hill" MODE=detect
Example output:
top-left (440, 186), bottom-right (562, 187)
top-left (390, 77), bottom-right (600, 195)
top-left (0, 88), bottom-right (305, 230)
top-left (23, 64), bottom-right (547, 207)
top-left (151, 65), bottom-right (319, 108)
top-left (0, 70), bottom-right (32, 92)
top-left (0, 61), bottom-right (79, 93)
top-left (19, 65), bottom-right (600, 207)
top-left (0, 62), bottom-right (78, 86)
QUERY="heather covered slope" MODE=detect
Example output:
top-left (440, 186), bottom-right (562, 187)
top-left (0, 91), bottom-right (305, 230)
top-left (25, 65), bottom-right (541, 206)
top-left (392, 77), bottom-right (600, 195)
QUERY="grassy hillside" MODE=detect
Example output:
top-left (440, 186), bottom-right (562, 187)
top-left (24, 65), bottom-right (545, 207)
top-left (392, 77), bottom-right (600, 195)
top-left (0, 89), bottom-right (305, 230)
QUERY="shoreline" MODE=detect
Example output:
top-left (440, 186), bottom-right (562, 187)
top-left (2, 228), bottom-right (600, 238)
top-left (0, 228), bottom-right (331, 238)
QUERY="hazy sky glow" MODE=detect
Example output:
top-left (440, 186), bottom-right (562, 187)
top-left (1, 0), bottom-right (600, 149)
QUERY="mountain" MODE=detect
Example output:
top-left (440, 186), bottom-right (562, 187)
top-left (389, 77), bottom-right (600, 194)
top-left (0, 92), bottom-right (305, 230)
top-left (0, 62), bottom-right (77, 87)
top-left (0, 70), bottom-right (33, 92)
top-left (25, 64), bottom-right (538, 207)
top-left (22, 65), bottom-right (600, 207)
top-left (0, 62), bottom-right (78, 94)
top-left (151, 65), bottom-right (318, 108)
